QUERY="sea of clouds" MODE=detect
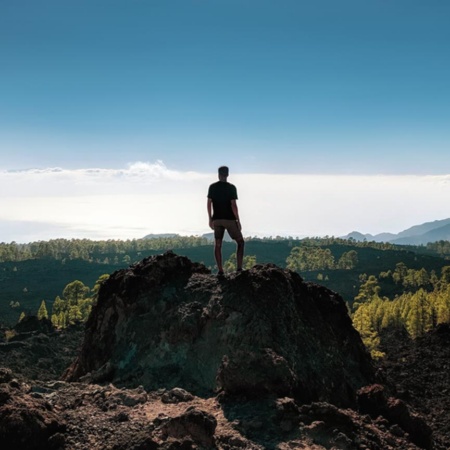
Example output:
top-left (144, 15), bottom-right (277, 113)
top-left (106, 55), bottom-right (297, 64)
top-left (1, 161), bottom-right (449, 243)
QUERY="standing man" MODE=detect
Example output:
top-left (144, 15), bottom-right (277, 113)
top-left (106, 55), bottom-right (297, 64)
top-left (207, 166), bottom-right (245, 275)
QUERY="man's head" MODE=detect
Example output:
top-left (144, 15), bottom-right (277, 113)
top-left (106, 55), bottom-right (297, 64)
top-left (218, 166), bottom-right (229, 180)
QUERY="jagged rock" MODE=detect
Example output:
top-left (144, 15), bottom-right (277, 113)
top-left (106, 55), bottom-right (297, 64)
top-left (161, 387), bottom-right (195, 404)
top-left (0, 375), bottom-right (65, 450)
top-left (0, 324), bottom-right (83, 381)
top-left (299, 401), bottom-right (423, 450)
top-left (158, 407), bottom-right (217, 447)
top-left (379, 323), bottom-right (450, 448)
top-left (65, 252), bottom-right (374, 406)
top-left (0, 368), bottom-right (429, 450)
top-left (0, 368), bottom-right (13, 384)
top-left (357, 384), bottom-right (432, 449)
top-left (14, 316), bottom-right (54, 334)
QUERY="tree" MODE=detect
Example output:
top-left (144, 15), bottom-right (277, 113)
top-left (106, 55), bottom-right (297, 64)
top-left (354, 275), bottom-right (380, 308)
top-left (37, 300), bottom-right (49, 320)
top-left (52, 296), bottom-right (66, 315)
top-left (63, 280), bottom-right (90, 306)
top-left (286, 246), bottom-right (335, 271)
top-left (91, 274), bottom-right (110, 304)
top-left (393, 262), bottom-right (408, 284)
top-left (405, 289), bottom-right (433, 338)
top-left (337, 250), bottom-right (358, 269)
top-left (223, 253), bottom-right (257, 272)
top-left (441, 266), bottom-right (450, 284)
top-left (352, 302), bottom-right (384, 359)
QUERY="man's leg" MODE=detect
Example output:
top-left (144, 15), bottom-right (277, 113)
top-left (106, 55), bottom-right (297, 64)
top-left (236, 237), bottom-right (245, 271)
top-left (214, 238), bottom-right (224, 273)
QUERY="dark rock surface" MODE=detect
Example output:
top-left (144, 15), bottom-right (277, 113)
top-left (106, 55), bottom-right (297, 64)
top-left (0, 323), bottom-right (83, 381)
top-left (13, 316), bottom-right (55, 334)
top-left (379, 324), bottom-right (450, 449)
top-left (0, 370), bottom-right (426, 450)
top-left (64, 252), bottom-right (374, 406)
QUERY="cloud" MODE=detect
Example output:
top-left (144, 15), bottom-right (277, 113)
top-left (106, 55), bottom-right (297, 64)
top-left (0, 162), bottom-right (449, 243)
top-left (0, 161), bottom-right (209, 197)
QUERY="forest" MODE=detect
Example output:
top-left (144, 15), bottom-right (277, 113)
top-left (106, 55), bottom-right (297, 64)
top-left (2, 235), bottom-right (450, 359)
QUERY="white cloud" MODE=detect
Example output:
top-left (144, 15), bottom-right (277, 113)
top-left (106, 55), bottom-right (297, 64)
top-left (0, 162), bottom-right (449, 243)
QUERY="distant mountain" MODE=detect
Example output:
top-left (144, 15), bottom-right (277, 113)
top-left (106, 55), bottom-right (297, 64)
top-left (372, 232), bottom-right (398, 242)
top-left (345, 231), bottom-right (371, 241)
top-left (392, 223), bottom-right (450, 245)
top-left (343, 218), bottom-right (450, 245)
top-left (394, 218), bottom-right (450, 240)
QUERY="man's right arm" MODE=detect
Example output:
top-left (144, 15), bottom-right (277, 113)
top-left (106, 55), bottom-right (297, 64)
top-left (207, 198), bottom-right (214, 230)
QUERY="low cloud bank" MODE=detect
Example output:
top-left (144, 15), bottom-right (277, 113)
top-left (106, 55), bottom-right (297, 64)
top-left (1, 162), bottom-right (449, 243)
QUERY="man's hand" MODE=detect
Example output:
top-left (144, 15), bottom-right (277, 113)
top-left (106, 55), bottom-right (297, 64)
top-left (209, 219), bottom-right (214, 230)
top-left (236, 220), bottom-right (242, 231)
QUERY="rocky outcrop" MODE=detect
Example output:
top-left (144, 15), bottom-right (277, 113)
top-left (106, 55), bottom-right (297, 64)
top-left (357, 384), bottom-right (432, 449)
top-left (0, 369), bottom-right (425, 450)
top-left (0, 369), bottom-right (65, 450)
top-left (13, 316), bottom-right (54, 335)
top-left (0, 323), bottom-right (83, 381)
top-left (65, 252), bottom-right (373, 406)
top-left (379, 324), bottom-right (450, 448)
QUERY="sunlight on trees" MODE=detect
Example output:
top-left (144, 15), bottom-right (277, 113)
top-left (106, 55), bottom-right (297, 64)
top-left (352, 265), bottom-right (450, 357)
top-left (223, 253), bottom-right (257, 272)
top-left (47, 275), bottom-right (109, 329)
top-left (37, 300), bottom-right (48, 320)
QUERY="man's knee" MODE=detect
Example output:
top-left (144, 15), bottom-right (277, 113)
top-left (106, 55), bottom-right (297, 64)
top-left (214, 239), bottom-right (223, 248)
top-left (236, 238), bottom-right (245, 247)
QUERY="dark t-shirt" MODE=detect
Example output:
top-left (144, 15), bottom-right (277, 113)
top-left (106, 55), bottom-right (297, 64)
top-left (207, 181), bottom-right (238, 220)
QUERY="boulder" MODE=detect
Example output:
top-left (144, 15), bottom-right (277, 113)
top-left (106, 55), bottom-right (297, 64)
top-left (65, 252), bottom-right (374, 406)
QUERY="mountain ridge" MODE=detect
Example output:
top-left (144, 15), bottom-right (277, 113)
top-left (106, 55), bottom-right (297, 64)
top-left (343, 218), bottom-right (450, 245)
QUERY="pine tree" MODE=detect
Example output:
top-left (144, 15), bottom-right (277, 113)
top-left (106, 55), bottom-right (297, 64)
top-left (37, 300), bottom-right (49, 320)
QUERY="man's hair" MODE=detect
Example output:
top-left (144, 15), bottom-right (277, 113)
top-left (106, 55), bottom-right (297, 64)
top-left (218, 166), bottom-right (229, 177)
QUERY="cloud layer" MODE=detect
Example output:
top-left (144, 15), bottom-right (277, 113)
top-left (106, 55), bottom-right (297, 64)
top-left (1, 162), bottom-right (449, 243)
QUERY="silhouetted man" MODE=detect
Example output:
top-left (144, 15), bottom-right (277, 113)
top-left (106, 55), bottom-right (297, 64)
top-left (207, 166), bottom-right (244, 275)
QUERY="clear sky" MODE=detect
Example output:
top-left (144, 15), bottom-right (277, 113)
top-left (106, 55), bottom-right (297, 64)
top-left (1, 1), bottom-right (449, 242)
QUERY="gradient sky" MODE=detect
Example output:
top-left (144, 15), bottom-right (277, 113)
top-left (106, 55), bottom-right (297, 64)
top-left (1, 0), bottom-right (449, 174)
top-left (1, 1), bottom-right (449, 242)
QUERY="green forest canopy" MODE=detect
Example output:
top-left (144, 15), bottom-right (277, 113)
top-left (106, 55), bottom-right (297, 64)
top-left (3, 236), bottom-right (450, 357)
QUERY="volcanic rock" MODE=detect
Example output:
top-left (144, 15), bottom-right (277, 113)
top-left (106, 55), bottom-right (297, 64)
top-left (379, 323), bottom-right (450, 448)
top-left (65, 252), bottom-right (374, 406)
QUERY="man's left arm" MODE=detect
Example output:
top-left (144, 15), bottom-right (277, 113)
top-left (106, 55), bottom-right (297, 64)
top-left (231, 200), bottom-right (242, 231)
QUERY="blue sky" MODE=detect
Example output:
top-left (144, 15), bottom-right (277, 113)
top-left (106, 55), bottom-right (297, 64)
top-left (1, 0), bottom-right (449, 174)
top-left (1, 1), bottom-right (449, 242)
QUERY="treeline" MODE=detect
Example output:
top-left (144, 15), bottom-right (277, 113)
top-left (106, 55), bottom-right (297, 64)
top-left (0, 236), bottom-right (407, 264)
top-left (352, 264), bottom-right (450, 358)
top-left (425, 240), bottom-right (450, 258)
top-left (0, 236), bottom-right (210, 263)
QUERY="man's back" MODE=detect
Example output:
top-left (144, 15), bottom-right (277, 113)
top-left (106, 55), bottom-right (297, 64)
top-left (207, 181), bottom-right (237, 220)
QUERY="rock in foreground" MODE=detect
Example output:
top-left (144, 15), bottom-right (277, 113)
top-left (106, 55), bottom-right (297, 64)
top-left (65, 252), bottom-right (373, 406)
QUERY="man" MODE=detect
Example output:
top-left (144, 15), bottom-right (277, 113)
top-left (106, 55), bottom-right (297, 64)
top-left (207, 166), bottom-right (244, 275)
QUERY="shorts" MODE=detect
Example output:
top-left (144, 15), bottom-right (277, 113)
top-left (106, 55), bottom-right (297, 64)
top-left (213, 219), bottom-right (243, 241)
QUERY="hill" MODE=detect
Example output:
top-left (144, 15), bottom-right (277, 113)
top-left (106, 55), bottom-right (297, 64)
top-left (343, 217), bottom-right (450, 245)
top-left (392, 223), bottom-right (450, 245)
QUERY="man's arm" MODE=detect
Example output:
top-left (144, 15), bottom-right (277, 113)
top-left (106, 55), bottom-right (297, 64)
top-left (207, 198), bottom-right (214, 230)
top-left (231, 199), bottom-right (242, 230)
